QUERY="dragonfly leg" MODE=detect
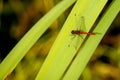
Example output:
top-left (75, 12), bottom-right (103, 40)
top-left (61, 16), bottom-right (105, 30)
top-left (78, 34), bottom-right (83, 39)
top-left (68, 34), bottom-right (76, 47)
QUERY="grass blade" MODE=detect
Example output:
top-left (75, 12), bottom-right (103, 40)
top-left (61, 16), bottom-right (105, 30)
top-left (0, 0), bottom-right (76, 79)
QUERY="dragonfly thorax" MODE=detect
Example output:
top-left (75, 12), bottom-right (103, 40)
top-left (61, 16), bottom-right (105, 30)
top-left (71, 30), bottom-right (80, 34)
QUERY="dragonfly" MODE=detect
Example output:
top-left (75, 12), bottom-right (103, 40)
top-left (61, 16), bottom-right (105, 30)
top-left (71, 30), bottom-right (96, 35)
top-left (68, 16), bottom-right (98, 48)
top-left (71, 16), bottom-right (96, 36)
top-left (70, 16), bottom-right (100, 52)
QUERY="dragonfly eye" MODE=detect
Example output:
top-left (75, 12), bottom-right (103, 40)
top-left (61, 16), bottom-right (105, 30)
top-left (71, 30), bottom-right (75, 34)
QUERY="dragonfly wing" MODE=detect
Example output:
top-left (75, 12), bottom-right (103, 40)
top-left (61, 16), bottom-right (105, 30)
top-left (75, 16), bottom-right (86, 32)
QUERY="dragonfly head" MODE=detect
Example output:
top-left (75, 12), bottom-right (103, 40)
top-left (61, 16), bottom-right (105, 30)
top-left (71, 30), bottom-right (75, 34)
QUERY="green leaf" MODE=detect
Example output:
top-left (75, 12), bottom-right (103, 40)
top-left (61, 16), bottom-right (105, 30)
top-left (0, 0), bottom-right (76, 79)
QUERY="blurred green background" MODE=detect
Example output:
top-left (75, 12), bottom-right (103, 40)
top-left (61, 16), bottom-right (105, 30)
top-left (0, 0), bottom-right (120, 80)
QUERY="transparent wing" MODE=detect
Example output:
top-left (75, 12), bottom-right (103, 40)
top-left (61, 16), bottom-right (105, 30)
top-left (75, 16), bottom-right (86, 32)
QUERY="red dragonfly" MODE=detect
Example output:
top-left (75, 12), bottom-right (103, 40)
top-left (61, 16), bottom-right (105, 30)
top-left (71, 30), bottom-right (96, 35)
top-left (71, 16), bottom-right (96, 36)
